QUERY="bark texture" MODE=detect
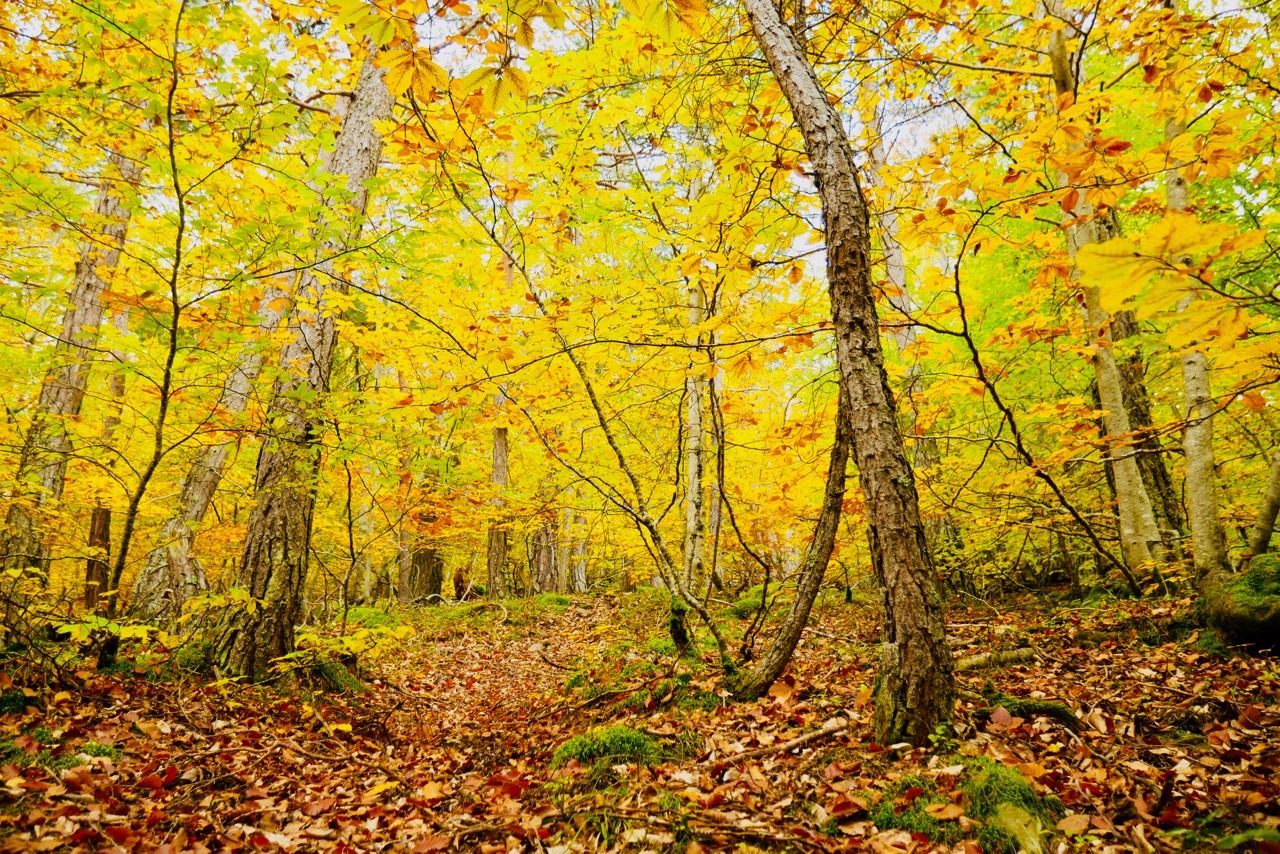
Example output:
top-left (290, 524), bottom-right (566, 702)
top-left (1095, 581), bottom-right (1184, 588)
top-left (1246, 452), bottom-right (1280, 561)
top-left (3, 153), bottom-right (141, 573)
top-left (215, 54), bottom-right (392, 680)
top-left (684, 285), bottom-right (708, 595)
top-left (1044, 4), bottom-right (1165, 574)
top-left (486, 425), bottom-right (510, 597)
top-left (129, 288), bottom-right (287, 621)
top-left (742, 0), bottom-right (954, 745)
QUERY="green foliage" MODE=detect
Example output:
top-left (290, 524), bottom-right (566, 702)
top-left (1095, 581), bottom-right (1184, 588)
top-left (173, 639), bottom-right (213, 673)
top-left (551, 725), bottom-right (658, 769)
top-left (729, 586), bottom-right (764, 619)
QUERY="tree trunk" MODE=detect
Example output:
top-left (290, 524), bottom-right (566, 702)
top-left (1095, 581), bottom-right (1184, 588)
top-left (729, 394), bottom-right (850, 699)
top-left (214, 53), bottom-right (392, 681)
top-left (1043, 2), bottom-right (1166, 576)
top-left (1245, 452), bottom-right (1280, 561)
top-left (3, 153), bottom-right (141, 574)
top-left (570, 510), bottom-right (589, 593)
top-left (684, 285), bottom-right (708, 596)
top-left (84, 507), bottom-right (111, 612)
top-left (129, 287), bottom-right (286, 621)
top-left (1158, 39), bottom-right (1228, 580)
top-left (742, 0), bottom-right (954, 745)
top-left (531, 518), bottom-right (558, 593)
top-left (486, 424), bottom-right (510, 598)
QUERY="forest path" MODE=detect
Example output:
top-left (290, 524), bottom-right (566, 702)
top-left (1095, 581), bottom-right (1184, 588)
top-left (2, 593), bottom-right (1279, 852)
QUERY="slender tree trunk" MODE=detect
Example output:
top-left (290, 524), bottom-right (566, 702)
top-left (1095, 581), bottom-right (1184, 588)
top-left (1043, 3), bottom-right (1165, 576)
top-left (684, 285), bottom-right (708, 596)
top-left (1246, 452), bottom-right (1280, 560)
top-left (742, 0), bottom-right (954, 745)
top-left (214, 54), bottom-right (392, 680)
top-left (3, 153), bottom-right (141, 574)
top-left (570, 509), bottom-right (589, 593)
top-left (486, 424), bottom-right (510, 598)
top-left (129, 288), bottom-right (286, 621)
top-left (531, 518), bottom-right (558, 593)
top-left (84, 507), bottom-right (111, 612)
top-left (730, 395), bottom-right (850, 699)
top-left (1151, 19), bottom-right (1227, 578)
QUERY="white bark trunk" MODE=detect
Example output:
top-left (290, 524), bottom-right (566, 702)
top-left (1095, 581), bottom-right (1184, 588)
top-left (1043, 3), bottom-right (1164, 573)
top-left (4, 153), bottom-right (141, 571)
top-left (683, 284), bottom-right (708, 596)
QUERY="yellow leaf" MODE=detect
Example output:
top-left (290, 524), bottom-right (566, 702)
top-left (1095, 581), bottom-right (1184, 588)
top-left (365, 780), bottom-right (398, 798)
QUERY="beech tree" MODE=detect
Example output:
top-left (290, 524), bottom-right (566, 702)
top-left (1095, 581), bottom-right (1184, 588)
top-left (741, 0), bottom-right (954, 744)
top-left (214, 52), bottom-right (394, 680)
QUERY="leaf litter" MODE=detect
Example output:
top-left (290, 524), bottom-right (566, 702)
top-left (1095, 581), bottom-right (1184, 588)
top-left (1, 593), bottom-right (1277, 852)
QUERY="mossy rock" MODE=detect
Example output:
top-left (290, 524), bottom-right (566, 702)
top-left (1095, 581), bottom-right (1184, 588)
top-left (870, 759), bottom-right (1059, 853)
top-left (551, 725), bottom-right (658, 768)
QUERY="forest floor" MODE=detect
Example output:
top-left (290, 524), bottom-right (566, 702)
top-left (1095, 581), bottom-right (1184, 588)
top-left (1, 588), bottom-right (1278, 853)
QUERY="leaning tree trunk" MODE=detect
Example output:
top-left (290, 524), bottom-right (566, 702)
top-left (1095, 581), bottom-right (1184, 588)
top-left (742, 0), bottom-right (954, 745)
top-left (1043, 1), bottom-right (1166, 576)
top-left (729, 394), bottom-right (850, 699)
top-left (129, 287), bottom-right (287, 622)
top-left (3, 153), bottom-right (141, 574)
top-left (214, 54), bottom-right (392, 681)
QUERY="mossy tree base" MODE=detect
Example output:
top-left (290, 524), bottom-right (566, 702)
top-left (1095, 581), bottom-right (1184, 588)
top-left (1202, 554), bottom-right (1280, 647)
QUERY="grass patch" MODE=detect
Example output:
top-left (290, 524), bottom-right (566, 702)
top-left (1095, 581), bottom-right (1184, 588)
top-left (346, 607), bottom-right (400, 629)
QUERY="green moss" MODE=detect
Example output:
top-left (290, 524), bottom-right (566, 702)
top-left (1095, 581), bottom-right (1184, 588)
top-left (551, 725), bottom-right (658, 768)
top-left (870, 760), bottom-right (1057, 853)
top-left (78, 741), bottom-right (121, 760)
top-left (869, 776), bottom-right (961, 845)
top-left (1193, 628), bottom-right (1232, 657)
top-left (1226, 554), bottom-right (1280, 606)
top-left (314, 659), bottom-right (363, 693)
top-left (646, 636), bottom-right (678, 657)
top-left (346, 607), bottom-right (399, 629)
top-left (533, 593), bottom-right (572, 609)
top-left (174, 639), bottom-right (213, 673)
top-left (0, 689), bottom-right (28, 714)
top-left (730, 589), bottom-right (764, 619)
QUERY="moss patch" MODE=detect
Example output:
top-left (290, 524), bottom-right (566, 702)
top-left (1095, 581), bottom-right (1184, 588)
top-left (870, 759), bottom-right (1058, 853)
top-left (551, 725), bottom-right (658, 768)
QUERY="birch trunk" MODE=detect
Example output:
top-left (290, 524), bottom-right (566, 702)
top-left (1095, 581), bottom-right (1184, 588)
top-left (129, 287), bottom-right (286, 621)
top-left (214, 54), bottom-right (392, 680)
top-left (742, 0), bottom-right (954, 744)
top-left (3, 153), bottom-right (141, 573)
top-left (1165, 92), bottom-right (1228, 578)
top-left (486, 425), bottom-right (511, 598)
top-left (683, 285), bottom-right (708, 596)
top-left (1044, 5), bottom-right (1165, 575)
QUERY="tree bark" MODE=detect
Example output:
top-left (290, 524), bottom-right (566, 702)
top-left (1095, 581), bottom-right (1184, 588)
top-left (531, 518), bottom-right (558, 593)
top-left (1043, 2), bottom-right (1166, 576)
top-left (486, 424), bottom-right (511, 597)
top-left (129, 287), bottom-right (287, 621)
top-left (3, 153), bottom-right (141, 574)
top-left (684, 285), bottom-right (708, 596)
top-left (84, 507), bottom-right (111, 612)
top-left (1245, 452), bottom-right (1280, 561)
top-left (742, 0), bottom-right (954, 745)
top-left (214, 53), bottom-right (392, 681)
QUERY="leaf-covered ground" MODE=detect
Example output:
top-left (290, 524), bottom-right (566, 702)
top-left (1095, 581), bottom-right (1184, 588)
top-left (2, 591), bottom-right (1278, 852)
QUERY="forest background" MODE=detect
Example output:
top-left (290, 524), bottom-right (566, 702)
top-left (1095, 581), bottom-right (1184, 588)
top-left (0, 0), bottom-right (1279, 847)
